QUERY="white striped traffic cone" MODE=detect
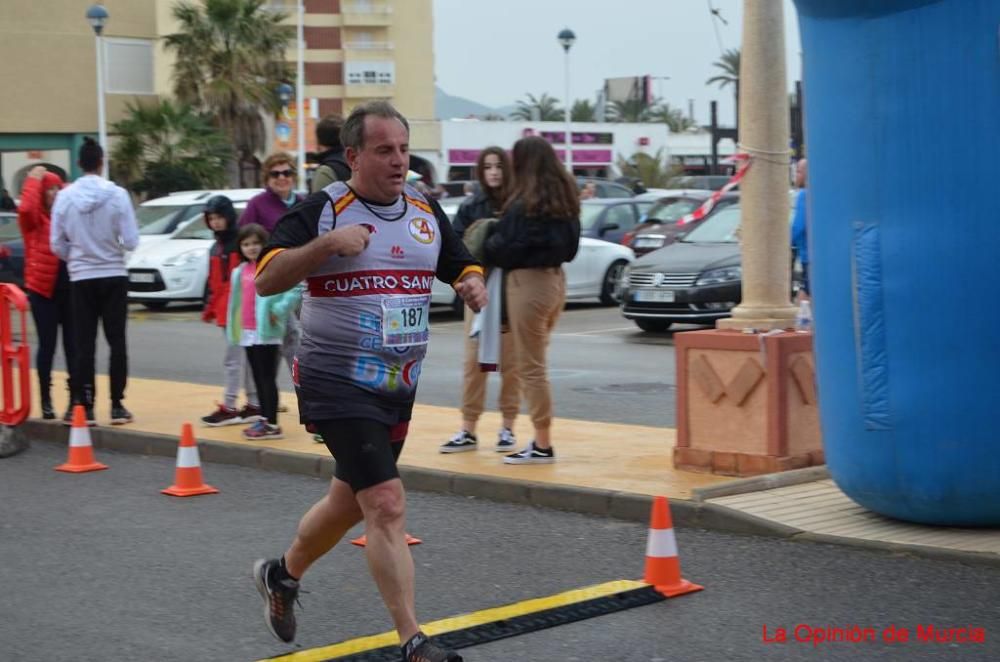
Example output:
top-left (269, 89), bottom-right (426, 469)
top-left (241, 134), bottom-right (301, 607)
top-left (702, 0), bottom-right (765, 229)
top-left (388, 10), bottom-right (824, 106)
top-left (54, 405), bottom-right (108, 473)
top-left (162, 423), bottom-right (218, 497)
top-left (643, 496), bottom-right (703, 597)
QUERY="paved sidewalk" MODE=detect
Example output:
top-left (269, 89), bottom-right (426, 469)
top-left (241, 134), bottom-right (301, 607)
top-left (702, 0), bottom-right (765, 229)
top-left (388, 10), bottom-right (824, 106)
top-left (23, 371), bottom-right (1000, 566)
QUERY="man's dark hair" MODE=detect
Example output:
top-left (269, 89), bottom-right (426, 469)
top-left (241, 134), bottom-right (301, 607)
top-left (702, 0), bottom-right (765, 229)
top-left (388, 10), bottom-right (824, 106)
top-left (79, 137), bottom-right (104, 172)
top-left (316, 114), bottom-right (344, 150)
top-left (340, 101), bottom-right (409, 151)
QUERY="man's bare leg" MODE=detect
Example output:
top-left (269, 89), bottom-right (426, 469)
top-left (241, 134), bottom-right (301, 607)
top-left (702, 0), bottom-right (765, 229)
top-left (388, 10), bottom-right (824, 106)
top-left (284, 476), bottom-right (364, 578)
top-left (356, 478), bottom-right (420, 642)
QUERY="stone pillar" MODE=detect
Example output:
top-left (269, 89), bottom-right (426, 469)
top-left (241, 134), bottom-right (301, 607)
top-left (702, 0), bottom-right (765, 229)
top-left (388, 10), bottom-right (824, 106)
top-left (717, 0), bottom-right (797, 330)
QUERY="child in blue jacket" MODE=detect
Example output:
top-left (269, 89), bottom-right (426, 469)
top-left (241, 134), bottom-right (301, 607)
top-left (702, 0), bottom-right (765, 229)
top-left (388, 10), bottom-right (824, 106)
top-left (227, 224), bottom-right (301, 440)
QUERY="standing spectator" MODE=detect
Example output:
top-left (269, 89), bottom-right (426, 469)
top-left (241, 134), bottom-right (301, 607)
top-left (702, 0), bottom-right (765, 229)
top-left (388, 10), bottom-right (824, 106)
top-left (440, 146), bottom-right (521, 454)
top-left (790, 158), bottom-right (810, 298)
top-left (484, 136), bottom-right (580, 464)
top-left (310, 115), bottom-right (350, 193)
top-left (226, 223), bottom-right (301, 440)
top-left (199, 195), bottom-right (262, 426)
top-left (17, 165), bottom-right (74, 420)
top-left (50, 137), bottom-right (140, 426)
top-left (240, 152), bottom-right (306, 407)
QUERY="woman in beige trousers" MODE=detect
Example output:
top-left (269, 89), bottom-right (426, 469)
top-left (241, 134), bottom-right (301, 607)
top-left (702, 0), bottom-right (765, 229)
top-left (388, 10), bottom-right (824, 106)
top-left (440, 147), bottom-right (521, 453)
top-left (483, 136), bottom-right (581, 464)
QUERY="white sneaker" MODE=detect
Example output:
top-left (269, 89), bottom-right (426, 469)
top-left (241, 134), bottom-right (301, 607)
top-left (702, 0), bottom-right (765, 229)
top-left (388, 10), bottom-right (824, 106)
top-left (503, 441), bottom-right (555, 465)
top-left (495, 427), bottom-right (517, 452)
top-left (439, 430), bottom-right (478, 453)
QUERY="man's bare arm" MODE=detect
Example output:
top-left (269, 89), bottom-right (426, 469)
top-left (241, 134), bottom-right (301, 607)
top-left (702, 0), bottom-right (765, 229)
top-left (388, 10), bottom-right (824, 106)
top-left (256, 225), bottom-right (370, 295)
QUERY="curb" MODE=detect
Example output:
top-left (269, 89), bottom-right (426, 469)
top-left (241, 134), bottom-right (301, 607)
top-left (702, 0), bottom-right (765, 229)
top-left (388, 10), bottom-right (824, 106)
top-left (22, 420), bottom-right (1000, 566)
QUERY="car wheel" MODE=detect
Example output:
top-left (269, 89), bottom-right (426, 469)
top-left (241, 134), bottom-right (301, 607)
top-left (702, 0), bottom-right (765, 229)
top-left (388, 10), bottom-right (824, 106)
top-left (142, 301), bottom-right (169, 311)
top-left (600, 259), bottom-right (629, 306)
top-left (635, 319), bottom-right (672, 333)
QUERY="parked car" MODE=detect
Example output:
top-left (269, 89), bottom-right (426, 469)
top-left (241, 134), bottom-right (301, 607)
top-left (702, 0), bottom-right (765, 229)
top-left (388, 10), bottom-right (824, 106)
top-left (627, 191), bottom-right (740, 255)
top-left (579, 198), bottom-right (657, 245)
top-left (577, 177), bottom-right (635, 198)
top-left (126, 192), bottom-right (260, 309)
top-left (666, 174), bottom-right (735, 191)
top-left (132, 188), bottom-right (263, 252)
top-left (620, 205), bottom-right (745, 331)
top-left (621, 202), bottom-right (799, 331)
top-left (0, 212), bottom-right (24, 288)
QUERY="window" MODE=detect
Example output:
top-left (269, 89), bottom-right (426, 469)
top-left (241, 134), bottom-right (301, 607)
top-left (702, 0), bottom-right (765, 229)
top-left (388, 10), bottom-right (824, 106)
top-left (103, 38), bottom-right (154, 94)
top-left (345, 60), bottom-right (394, 85)
top-left (605, 204), bottom-right (636, 231)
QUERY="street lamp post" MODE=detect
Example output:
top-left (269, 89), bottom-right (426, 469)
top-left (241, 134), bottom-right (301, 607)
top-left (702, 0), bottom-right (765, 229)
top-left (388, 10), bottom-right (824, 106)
top-left (295, 0), bottom-right (306, 182)
top-left (557, 28), bottom-right (576, 175)
top-left (86, 3), bottom-right (109, 178)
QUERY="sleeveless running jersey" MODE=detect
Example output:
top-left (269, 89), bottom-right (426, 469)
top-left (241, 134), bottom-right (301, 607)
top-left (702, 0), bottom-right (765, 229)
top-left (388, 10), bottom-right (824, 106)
top-left (259, 182), bottom-right (480, 424)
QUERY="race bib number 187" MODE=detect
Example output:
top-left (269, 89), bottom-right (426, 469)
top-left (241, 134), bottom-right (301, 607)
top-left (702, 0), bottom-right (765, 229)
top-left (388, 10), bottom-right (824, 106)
top-left (381, 294), bottom-right (431, 348)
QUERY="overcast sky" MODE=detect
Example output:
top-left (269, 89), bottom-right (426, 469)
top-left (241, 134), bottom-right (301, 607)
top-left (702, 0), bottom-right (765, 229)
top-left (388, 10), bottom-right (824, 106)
top-left (432, 0), bottom-right (802, 124)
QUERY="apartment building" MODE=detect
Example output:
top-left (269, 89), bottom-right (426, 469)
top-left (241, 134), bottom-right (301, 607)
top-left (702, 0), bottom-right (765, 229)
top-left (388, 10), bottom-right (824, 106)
top-left (0, 0), bottom-right (436, 192)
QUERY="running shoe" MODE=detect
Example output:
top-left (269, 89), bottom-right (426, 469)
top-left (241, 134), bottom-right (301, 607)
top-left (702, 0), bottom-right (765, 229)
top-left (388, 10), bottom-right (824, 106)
top-left (243, 421), bottom-right (284, 440)
top-left (253, 558), bottom-right (300, 643)
top-left (63, 405), bottom-right (96, 427)
top-left (201, 404), bottom-right (242, 427)
top-left (503, 441), bottom-right (555, 465)
top-left (495, 427), bottom-right (517, 452)
top-left (439, 430), bottom-right (477, 453)
top-left (401, 632), bottom-right (463, 662)
top-left (238, 404), bottom-right (264, 423)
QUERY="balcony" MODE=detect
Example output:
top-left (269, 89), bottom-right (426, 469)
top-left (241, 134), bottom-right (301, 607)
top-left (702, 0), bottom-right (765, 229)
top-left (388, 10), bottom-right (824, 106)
top-left (341, 2), bottom-right (393, 27)
top-left (344, 82), bottom-right (395, 98)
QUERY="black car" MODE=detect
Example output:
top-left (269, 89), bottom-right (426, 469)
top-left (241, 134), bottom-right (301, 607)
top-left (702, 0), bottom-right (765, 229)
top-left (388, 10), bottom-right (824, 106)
top-left (0, 212), bottom-right (24, 288)
top-left (620, 205), bottom-right (744, 332)
top-left (579, 199), bottom-right (656, 245)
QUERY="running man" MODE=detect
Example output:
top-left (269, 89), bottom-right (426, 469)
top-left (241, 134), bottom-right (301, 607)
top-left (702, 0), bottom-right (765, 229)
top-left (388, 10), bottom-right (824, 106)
top-left (252, 101), bottom-right (486, 662)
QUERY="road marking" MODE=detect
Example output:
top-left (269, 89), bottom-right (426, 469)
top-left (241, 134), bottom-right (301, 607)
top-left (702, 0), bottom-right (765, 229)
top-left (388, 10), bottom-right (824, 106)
top-left (259, 579), bottom-right (653, 661)
top-left (558, 325), bottom-right (638, 336)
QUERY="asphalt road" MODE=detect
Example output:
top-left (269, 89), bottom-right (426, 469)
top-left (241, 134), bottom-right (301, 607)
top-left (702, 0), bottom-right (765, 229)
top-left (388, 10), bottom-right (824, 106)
top-left (3, 444), bottom-right (999, 662)
top-left (42, 302), bottom-right (690, 428)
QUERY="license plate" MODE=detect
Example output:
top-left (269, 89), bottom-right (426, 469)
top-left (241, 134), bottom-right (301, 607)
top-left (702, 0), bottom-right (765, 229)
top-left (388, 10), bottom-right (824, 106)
top-left (633, 236), bottom-right (664, 248)
top-left (634, 289), bottom-right (675, 303)
top-left (129, 272), bottom-right (155, 283)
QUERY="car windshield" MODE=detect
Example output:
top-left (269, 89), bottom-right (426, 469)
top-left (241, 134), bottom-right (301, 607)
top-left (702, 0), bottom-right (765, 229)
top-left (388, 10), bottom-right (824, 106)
top-left (579, 203), bottom-right (607, 231)
top-left (680, 206), bottom-right (742, 243)
top-left (136, 205), bottom-right (199, 235)
top-left (644, 198), bottom-right (701, 224)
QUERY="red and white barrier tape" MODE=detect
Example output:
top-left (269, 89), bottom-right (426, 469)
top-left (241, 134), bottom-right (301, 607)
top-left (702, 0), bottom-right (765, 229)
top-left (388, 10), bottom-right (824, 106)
top-left (677, 153), bottom-right (751, 226)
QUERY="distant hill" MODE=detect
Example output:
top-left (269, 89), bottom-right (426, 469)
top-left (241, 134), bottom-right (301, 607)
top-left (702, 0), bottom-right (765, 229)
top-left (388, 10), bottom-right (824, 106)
top-left (435, 86), bottom-right (515, 120)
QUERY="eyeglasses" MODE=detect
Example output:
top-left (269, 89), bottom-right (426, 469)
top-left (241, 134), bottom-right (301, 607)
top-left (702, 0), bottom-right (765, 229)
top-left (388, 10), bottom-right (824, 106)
top-left (268, 169), bottom-right (296, 179)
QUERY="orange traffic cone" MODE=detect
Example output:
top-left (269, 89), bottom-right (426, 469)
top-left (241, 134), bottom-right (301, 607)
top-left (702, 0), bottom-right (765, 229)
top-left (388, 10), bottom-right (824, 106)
top-left (55, 405), bottom-right (108, 473)
top-left (351, 533), bottom-right (422, 547)
top-left (643, 496), bottom-right (703, 597)
top-left (161, 423), bottom-right (219, 497)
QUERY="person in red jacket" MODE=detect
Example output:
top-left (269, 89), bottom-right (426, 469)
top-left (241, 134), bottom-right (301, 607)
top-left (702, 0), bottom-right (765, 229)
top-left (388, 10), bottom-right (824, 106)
top-left (199, 195), bottom-right (261, 426)
top-left (17, 165), bottom-right (74, 420)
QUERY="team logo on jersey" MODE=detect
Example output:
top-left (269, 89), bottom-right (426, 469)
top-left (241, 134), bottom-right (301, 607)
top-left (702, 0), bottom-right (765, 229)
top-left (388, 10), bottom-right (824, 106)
top-left (390, 245), bottom-right (406, 259)
top-left (408, 217), bottom-right (435, 244)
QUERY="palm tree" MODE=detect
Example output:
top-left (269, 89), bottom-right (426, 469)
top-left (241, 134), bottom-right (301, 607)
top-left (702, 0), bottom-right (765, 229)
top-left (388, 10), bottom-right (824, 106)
top-left (164, 0), bottom-right (293, 186)
top-left (111, 99), bottom-right (232, 198)
top-left (615, 149), bottom-right (680, 189)
top-left (509, 93), bottom-right (564, 121)
top-left (570, 99), bottom-right (596, 122)
top-left (649, 103), bottom-right (696, 133)
top-left (707, 48), bottom-right (741, 123)
top-left (607, 98), bottom-right (650, 123)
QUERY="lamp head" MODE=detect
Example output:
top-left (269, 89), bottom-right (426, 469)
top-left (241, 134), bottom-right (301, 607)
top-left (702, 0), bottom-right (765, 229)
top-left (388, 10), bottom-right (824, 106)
top-left (557, 28), bottom-right (576, 52)
top-left (86, 4), bottom-right (109, 36)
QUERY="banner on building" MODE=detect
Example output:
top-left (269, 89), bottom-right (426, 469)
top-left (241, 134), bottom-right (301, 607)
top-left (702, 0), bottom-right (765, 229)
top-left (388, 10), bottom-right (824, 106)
top-left (273, 99), bottom-right (319, 153)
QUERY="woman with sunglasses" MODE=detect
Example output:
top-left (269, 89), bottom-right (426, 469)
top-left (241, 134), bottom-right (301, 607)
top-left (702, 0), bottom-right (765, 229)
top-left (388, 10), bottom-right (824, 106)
top-left (240, 152), bottom-right (304, 233)
top-left (240, 152), bottom-right (306, 411)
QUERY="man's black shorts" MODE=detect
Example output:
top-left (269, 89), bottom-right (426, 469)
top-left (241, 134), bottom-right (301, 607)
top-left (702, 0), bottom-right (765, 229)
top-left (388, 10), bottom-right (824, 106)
top-left (317, 419), bottom-right (409, 493)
